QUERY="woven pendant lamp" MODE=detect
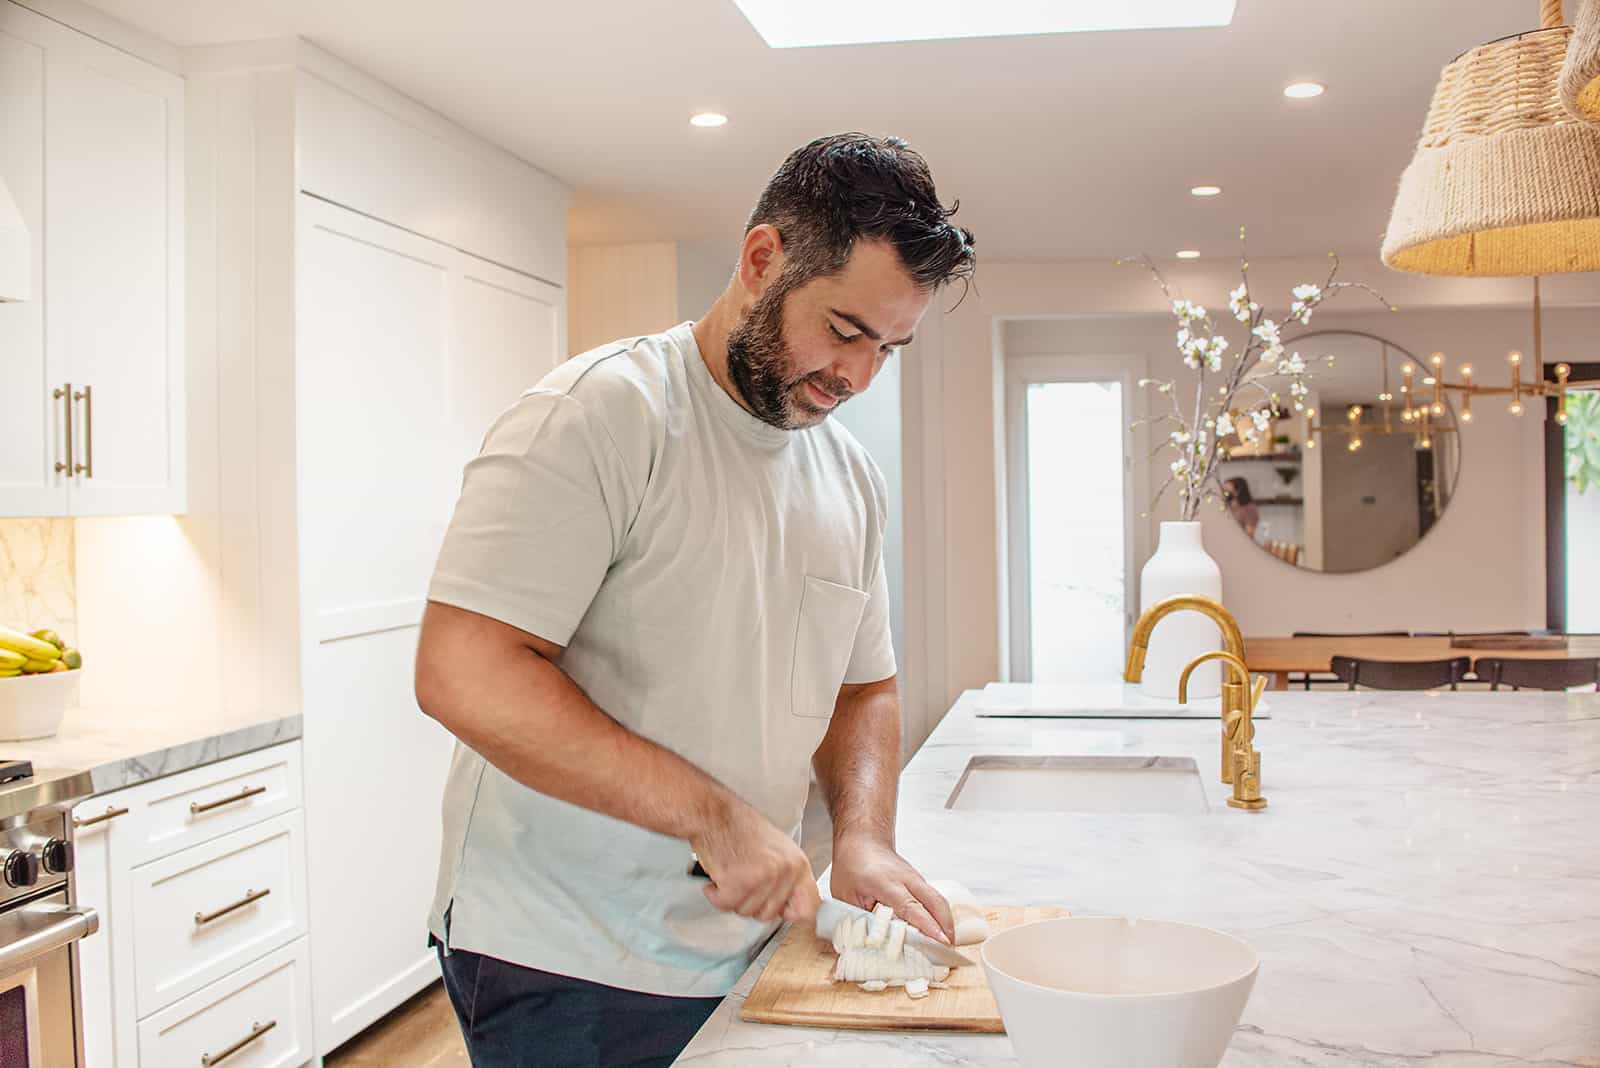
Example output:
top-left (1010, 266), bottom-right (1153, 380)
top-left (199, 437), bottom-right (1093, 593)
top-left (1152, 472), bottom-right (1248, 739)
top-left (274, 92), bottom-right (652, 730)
top-left (1382, 0), bottom-right (1600, 275)
top-left (1563, 0), bottom-right (1600, 122)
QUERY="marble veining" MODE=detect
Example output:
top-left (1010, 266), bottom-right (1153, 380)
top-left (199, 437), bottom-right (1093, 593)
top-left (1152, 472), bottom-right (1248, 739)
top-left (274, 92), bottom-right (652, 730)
top-left (0, 517), bottom-right (76, 642)
top-left (3, 707), bottom-right (302, 794)
top-left (676, 691), bottom-right (1600, 1066)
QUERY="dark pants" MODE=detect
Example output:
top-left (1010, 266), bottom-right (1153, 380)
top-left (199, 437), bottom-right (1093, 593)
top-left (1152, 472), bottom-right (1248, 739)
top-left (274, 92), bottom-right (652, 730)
top-left (432, 938), bottom-right (722, 1068)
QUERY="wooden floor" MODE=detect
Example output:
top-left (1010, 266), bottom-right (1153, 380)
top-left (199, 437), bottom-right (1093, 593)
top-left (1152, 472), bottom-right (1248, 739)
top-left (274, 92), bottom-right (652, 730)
top-left (324, 983), bottom-right (467, 1068)
top-left (325, 789), bottom-right (835, 1066)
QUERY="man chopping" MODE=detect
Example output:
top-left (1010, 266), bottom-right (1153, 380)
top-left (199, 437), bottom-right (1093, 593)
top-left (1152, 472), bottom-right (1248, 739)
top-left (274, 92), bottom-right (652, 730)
top-left (414, 132), bottom-right (977, 1067)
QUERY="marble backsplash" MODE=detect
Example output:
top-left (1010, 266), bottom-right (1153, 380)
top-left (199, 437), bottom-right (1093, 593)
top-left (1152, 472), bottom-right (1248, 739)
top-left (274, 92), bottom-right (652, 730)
top-left (0, 518), bottom-right (76, 642)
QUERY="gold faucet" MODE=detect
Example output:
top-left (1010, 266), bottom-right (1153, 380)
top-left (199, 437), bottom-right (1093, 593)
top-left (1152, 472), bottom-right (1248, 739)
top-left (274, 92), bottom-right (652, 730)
top-left (1180, 652), bottom-right (1268, 811)
top-left (1124, 596), bottom-right (1267, 811)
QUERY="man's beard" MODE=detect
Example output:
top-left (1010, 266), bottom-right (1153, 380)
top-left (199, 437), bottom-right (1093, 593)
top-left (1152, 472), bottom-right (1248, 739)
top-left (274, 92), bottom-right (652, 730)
top-left (725, 282), bottom-right (852, 430)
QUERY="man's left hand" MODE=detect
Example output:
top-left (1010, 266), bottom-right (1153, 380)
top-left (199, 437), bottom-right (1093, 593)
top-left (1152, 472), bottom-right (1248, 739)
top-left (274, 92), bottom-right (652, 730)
top-left (828, 835), bottom-right (954, 945)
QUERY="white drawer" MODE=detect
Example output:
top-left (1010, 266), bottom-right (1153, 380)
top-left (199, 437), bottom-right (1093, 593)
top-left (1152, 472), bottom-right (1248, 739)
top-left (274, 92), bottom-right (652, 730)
top-left (86, 743), bottom-right (303, 867)
top-left (137, 937), bottom-right (314, 1068)
top-left (132, 811), bottom-right (309, 1018)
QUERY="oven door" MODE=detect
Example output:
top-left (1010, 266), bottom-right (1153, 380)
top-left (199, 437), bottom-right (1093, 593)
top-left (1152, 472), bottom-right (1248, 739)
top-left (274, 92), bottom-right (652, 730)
top-left (0, 891), bottom-right (98, 1068)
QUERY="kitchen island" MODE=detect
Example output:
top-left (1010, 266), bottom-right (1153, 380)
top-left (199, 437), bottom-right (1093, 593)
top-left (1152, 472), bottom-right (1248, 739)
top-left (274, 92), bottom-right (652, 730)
top-left (676, 690), bottom-right (1600, 1066)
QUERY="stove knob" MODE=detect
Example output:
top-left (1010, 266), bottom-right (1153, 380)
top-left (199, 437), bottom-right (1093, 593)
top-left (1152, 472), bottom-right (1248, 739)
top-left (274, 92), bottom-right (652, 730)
top-left (4, 849), bottom-right (40, 888)
top-left (42, 838), bottom-right (73, 875)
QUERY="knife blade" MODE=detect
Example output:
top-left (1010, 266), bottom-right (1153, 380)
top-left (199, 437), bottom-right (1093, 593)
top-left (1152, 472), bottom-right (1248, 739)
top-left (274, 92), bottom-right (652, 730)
top-left (687, 858), bottom-right (973, 967)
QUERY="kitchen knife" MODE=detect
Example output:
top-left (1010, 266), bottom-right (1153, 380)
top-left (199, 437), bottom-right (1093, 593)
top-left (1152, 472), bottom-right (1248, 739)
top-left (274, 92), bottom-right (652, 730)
top-left (688, 857), bottom-right (971, 967)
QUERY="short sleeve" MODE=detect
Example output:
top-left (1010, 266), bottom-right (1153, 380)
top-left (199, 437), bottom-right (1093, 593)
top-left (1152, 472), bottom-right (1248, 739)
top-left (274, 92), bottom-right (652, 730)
top-left (426, 390), bottom-right (636, 646)
top-left (843, 553), bottom-right (897, 685)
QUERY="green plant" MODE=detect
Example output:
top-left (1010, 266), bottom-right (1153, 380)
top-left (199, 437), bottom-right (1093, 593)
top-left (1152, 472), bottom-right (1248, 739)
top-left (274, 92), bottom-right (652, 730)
top-left (1567, 391), bottom-right (1600, 494)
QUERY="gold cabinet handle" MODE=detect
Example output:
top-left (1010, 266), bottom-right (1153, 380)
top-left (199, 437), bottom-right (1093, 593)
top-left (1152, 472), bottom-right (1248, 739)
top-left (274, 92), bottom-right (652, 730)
top-left (200, 1019), bottom-right (276, 1066)
top-left (52, 383), bottom-right (73, 475)
top-left (73, 805), bottom-right (129, 829)
top-left (194, 887), bottom-right (269, 927)
top-left (72, 384), bottom-right (92, 477)
top-left (190, 784), bottom-right (267, 816)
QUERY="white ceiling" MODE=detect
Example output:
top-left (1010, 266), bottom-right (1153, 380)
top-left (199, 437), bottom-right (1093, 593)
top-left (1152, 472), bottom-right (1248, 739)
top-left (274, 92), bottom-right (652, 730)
top-left (85, 0), bottom-right (1532, 262)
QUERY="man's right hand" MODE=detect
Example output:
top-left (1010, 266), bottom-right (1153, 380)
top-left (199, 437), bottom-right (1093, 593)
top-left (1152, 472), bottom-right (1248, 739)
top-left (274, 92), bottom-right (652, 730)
top-left (690, 798), bottom-right (821, 926)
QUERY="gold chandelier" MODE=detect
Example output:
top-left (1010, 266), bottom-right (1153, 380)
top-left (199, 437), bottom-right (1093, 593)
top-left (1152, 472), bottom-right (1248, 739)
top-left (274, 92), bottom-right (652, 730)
top-left (1301, 342), bottom-right (1458, 453)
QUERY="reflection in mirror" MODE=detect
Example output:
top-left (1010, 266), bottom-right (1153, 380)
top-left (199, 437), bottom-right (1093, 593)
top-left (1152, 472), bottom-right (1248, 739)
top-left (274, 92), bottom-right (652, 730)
top-left (1215, 331), bottom-right (1461, 574)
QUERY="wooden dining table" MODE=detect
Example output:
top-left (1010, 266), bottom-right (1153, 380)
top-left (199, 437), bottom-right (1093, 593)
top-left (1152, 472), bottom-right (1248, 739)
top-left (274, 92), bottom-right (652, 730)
top-left (1244, 634), bottom-right (1600, 690)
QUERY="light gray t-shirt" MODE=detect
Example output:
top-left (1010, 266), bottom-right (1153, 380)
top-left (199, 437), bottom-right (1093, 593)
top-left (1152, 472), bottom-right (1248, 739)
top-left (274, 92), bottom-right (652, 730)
top-left (425, 321), bottom-right (896, 996)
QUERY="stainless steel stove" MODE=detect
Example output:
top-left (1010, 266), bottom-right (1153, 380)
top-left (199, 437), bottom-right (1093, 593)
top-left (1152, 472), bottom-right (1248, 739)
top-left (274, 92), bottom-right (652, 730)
top-left (0, 763), bottom-right (97, 1068)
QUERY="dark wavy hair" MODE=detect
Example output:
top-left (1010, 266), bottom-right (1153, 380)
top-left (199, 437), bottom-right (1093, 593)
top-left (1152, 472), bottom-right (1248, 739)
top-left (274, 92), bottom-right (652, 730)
top-left (745, 133), bottom-right (976, 293)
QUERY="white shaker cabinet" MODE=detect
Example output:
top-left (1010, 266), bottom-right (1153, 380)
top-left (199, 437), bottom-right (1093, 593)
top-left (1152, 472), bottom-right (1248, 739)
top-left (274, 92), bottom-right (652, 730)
top-left (73, 742), bottom-right (310, 1068)
top-left (186, 41), bottom-right (569, 1057)
top-left (0, 0), bottom-right (185, 518)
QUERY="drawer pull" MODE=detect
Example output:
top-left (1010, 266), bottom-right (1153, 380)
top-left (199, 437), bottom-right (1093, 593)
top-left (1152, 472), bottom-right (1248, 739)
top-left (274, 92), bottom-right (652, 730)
top-left (73, 805), bottom-right (130, 829)
top-left (190, 785), bottom-right (267, 816)
top-left (194, 887), bottom-right (270, 927)
top-left (200, 1019), bottom-right (276, 1066)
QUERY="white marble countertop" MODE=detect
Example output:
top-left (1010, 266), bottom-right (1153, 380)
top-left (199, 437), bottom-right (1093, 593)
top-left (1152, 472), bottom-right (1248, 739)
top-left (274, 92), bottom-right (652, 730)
top-left (4, 705), bottom-right (301, 794)
top-left (676, 690), bottom-right (1600, 1066)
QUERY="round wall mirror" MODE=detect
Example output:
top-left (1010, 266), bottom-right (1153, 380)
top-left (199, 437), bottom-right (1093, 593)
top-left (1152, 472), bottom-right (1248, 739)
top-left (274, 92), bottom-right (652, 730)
top-left (1216, 330), bottom-right (1463, 573)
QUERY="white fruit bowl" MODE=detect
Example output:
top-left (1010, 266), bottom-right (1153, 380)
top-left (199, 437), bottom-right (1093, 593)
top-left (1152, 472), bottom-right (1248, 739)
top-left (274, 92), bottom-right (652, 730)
top-left (982, 916), bottom-right (1258, 1068)
top-left (0, 669), bottom-right (81, 741)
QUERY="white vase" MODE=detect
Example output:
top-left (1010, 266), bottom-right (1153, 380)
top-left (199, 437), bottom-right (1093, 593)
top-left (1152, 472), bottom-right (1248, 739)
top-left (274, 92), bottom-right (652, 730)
top-left (1138, 522), bottom-right (1224, 700)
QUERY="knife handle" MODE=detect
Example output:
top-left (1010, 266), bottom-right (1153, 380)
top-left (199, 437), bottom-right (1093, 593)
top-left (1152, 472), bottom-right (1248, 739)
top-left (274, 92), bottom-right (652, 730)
top-left (687, 860), bottom-right (709, 879)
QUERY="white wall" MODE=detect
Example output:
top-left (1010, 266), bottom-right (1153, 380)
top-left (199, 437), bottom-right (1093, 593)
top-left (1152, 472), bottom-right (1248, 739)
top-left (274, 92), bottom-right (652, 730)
top-left (832, 358), bottom-right (906, 686)
top-left (1005, 305), bottom-right (1577, 634)
top-left (675, 240), bottom-right (732, 322)
top-left (898, 256), bottom-right (1598, 733)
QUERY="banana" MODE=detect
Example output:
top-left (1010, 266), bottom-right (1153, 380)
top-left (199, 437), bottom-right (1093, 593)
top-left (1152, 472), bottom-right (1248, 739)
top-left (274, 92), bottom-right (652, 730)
top-left (0, 670), bottom-right (21, 678)
top-left (21, 658), bottom-right (60, 673)
top-left (30, 629), bottom-right (65, 652)
top-left (0, 648), bottom-right (25, 670)
top-left (0, 625), bottom-right (60, 662)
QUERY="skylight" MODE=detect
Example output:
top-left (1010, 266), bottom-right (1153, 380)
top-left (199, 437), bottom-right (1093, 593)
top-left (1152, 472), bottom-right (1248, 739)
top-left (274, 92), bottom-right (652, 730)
top-left (731, 0), bottom-right (1237, 49)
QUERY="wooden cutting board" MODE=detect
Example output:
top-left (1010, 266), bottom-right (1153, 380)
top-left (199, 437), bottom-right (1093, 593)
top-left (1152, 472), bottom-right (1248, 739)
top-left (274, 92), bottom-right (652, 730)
top-left (741, 905), bottom-right (1068, 1032)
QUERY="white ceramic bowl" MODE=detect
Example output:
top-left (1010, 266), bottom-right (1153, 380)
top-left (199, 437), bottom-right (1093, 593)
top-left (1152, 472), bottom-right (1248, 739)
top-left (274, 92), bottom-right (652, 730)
top-left (982, 916), bottom-right (1258, 1068)
top-left (0, 669), bottom-right (81, 741)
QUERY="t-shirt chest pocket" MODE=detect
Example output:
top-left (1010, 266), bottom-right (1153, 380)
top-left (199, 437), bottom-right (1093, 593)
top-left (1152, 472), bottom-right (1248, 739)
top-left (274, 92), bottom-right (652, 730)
top-left (790, 576), bottom-right (869, 719)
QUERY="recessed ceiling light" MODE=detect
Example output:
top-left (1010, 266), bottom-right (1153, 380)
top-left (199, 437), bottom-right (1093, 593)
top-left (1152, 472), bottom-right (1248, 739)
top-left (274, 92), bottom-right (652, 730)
top-left (731, 0), bottom-right (1236, 48)
top-left (1283, 81), bottom-right (1325, 99)
top-left (1176, 250), bottom-right (1201, 259)
top-left (1189, 185), bottom-right (1223, 197)
top-left (690, 112), bottom-right (728, 127)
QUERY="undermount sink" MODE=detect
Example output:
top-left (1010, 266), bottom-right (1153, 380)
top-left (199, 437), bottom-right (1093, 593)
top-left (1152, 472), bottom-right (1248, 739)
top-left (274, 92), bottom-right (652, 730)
top-left (945, 756), bottom-right (1209, 814)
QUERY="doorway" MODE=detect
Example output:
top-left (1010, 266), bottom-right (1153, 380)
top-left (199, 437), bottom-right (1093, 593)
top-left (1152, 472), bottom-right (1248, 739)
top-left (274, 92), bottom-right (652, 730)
top-left (1005, 355), bottom-right (1144, 682)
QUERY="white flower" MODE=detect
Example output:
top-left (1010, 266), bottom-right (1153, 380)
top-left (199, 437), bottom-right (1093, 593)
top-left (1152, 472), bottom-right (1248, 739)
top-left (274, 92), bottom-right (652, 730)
top-left (1172, 299), bottom-right (1207, 322)
top-left (1289, 285), bottom-right (1322, 325)
top-left (1251, 408), bottom-right (1274, 433)
top-left (1214, 412), bottom-right (1234, 438)
top-left (1228, 283), bottom-right (1257, 323)
top-left (1283, 352), bottom-right (1307, 376)
top-left (1170, 428), bottom-right (1192, 446)
top-left (1290, 380), bottom-right (1309, 398)
top-left (1252, 318), bottom-right (1281, 347)
top-left (1176, 327), bottom-right (1190, 348)
top-left (1171, 456), bottom-right (1191, 477)
top-left (1182, 350), bottom-right (1201, 370)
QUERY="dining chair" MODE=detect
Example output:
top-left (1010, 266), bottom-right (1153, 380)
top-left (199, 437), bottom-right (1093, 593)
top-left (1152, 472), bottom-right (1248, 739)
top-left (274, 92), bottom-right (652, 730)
top-left (1474, 656), bottom-right (1600, 692)
top-left (1290, 632), bottom-right (1411, 690)
top-left (1413, 630), bottom-right (1535, 638)
top-left (1329, 655), bottom-right (1471, 691)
